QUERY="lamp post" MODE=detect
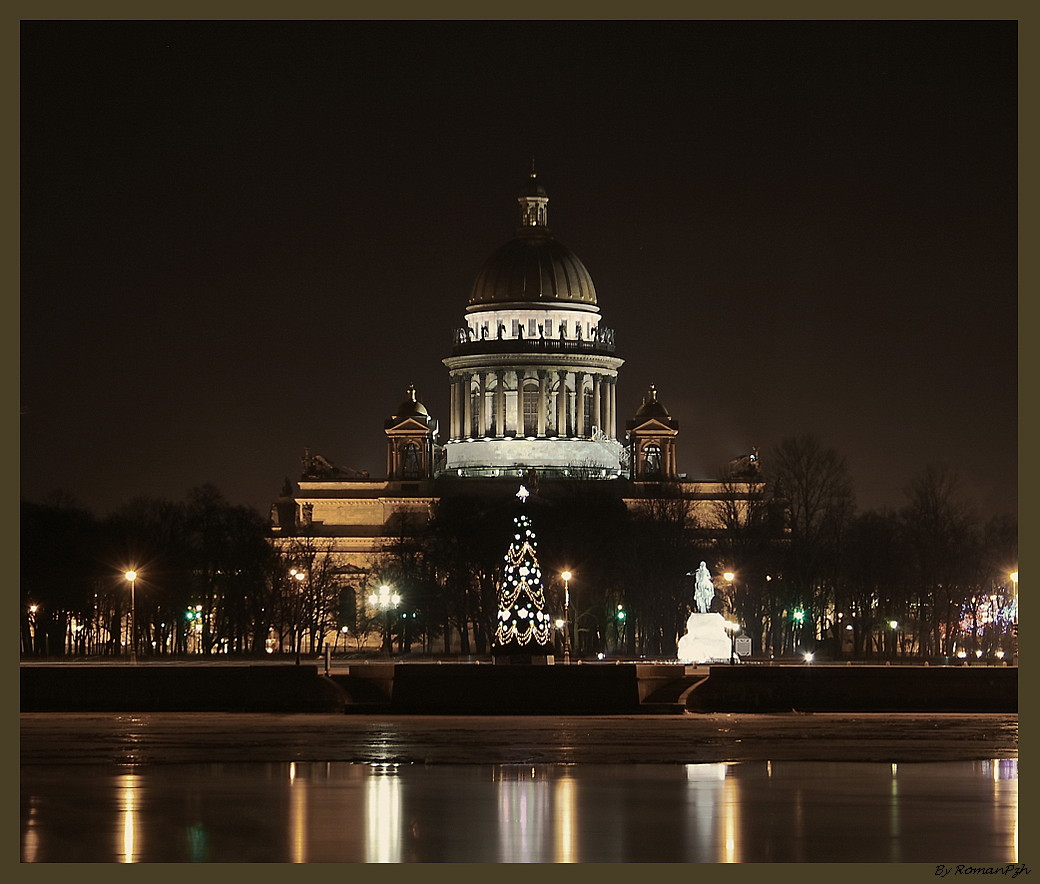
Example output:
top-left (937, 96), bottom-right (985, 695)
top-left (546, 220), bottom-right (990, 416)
top-left (27, 604), bottom-right (39, 656)
top-left (724, 620), bottom-right (739, 665)
top-left (561, 570), bottom-right (572, 663)
top-left (124, 570), bottom-right (138, 664)
top-left (723, 572), bottom-right (737, 661)
top-left (289, 568), bottom-right (306, 654)
top-left (368, 584), bottom-right (401, 655)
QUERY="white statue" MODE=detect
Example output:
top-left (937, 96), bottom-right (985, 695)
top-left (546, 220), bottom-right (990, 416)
top-left (693, 561), bottom-right (714, 614)
top-left (677, 562), bottom-right (736, 663)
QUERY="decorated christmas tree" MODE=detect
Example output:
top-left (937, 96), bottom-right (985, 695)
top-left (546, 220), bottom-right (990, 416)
top-left (493, 486), bottom-right (553, 659)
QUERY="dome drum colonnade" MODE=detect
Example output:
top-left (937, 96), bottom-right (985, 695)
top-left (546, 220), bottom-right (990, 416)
top-left (441, 170), bottom-right (625, 479)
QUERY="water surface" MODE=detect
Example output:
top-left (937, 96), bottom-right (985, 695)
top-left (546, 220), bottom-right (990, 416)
top-left (21, 759), bottom-right (1018, 862)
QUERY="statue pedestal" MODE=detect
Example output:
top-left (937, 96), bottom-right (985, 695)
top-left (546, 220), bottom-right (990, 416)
top-left (677, 612), bottom-right (737, 664)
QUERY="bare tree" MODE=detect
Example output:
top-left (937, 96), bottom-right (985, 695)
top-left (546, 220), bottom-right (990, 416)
top-left (899, 464), bottom-right (978, 658)
top-left (623, 487), bottom-right (702, 657)
top-left (710, 479), bottom-right (780, 656)
top-left (276, 536), bottom-right (343, 655)
top-left (766, 435), bottom-right (855, 654)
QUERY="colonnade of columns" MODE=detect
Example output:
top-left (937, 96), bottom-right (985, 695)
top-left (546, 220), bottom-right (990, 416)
top-left (448, 368), bottom-right (618, 441)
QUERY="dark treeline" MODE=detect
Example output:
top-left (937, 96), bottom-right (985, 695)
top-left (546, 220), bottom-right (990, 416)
top-left (20, 437), bottom-right (1018, 661)
top-left (21, 485), bottom-right (278, 658)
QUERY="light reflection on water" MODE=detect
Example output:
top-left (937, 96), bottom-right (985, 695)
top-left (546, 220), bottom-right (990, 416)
top-left (118, 773), bottom-right (142, 863)
top-left (20, 760), bottom-right (1017, 863)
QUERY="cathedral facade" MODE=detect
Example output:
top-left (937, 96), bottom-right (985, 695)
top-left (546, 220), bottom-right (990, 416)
top-left (270, 172), bottom-right (763, 617)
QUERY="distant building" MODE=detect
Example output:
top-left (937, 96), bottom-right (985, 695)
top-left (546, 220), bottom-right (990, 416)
top-left (270, 172), bottom-right (764, 631)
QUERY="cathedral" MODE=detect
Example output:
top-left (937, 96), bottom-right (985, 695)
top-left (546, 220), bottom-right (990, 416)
top-left (270, 171), bottom-right (762, 600)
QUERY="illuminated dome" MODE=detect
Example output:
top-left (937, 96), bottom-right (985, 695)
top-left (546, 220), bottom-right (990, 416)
top-left (634, 385), bottom-right (670, 419)
top-left (392, 385), bottom-right (429, 419)
top-left (443, 171), bottom-right (625, 481)
top-left (467, 172), bottom-right (598, 309)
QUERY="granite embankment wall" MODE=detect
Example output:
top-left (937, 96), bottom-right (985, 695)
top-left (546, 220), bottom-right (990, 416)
top-left (20, 662), bottom-right (1017, 714)
top-left (19, 663), bottom-right (684, 715)
top-left (684, 664), bottom-right (1017, 713)
top-left (383, 663), bottom-right (652, 714)
top-left (20, 664), bottom-right (348, 713)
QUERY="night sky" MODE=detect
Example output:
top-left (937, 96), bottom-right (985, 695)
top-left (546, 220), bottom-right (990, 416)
top-left (21, 21), bottom-right (1018, 520)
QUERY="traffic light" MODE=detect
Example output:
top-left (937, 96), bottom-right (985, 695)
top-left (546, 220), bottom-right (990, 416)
top-left (792, 608), bottom-right (806, 624)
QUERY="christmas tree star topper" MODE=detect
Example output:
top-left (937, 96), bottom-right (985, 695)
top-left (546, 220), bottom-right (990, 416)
top-left (516, 484), bottom-right (530, 503)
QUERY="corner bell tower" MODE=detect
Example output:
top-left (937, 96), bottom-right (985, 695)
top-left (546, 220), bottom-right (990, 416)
top-left (626, 385), bottom-right (679, 480)
top-left (384, 386), bottom-right (439, 480)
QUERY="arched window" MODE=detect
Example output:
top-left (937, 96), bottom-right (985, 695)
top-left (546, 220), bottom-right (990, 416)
top-left (338, 587), bottom-right (357, 630)
top-left (523, 381), bottom-right (538, 436)
top-left (470, 390), bottom-right (481, 437)
top-left (642, 443), bottom-right (662, 478)
top-left (401, 442), bottom-right (422, 479)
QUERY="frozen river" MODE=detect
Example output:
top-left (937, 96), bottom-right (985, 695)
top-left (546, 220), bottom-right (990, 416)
top-left (21, 713), bottom-right (1019, 863)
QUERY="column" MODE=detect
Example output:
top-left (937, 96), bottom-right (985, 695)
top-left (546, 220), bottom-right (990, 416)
top-left (537, 370), bottom-right (547, 437)
top-left (462, 374), bottom-right (473, 439)
top-left (608, 377), bottom-right (616, 439)
top-left (495, 370), bottom-right (506, 436)
top-left (457, 376), bottom-right (466, 440)
top-left (445, 376), bottom-right (453, 436)
top-left (454, 376), bottom-right (464, 440)
top-left (556, 370), bottom-right (568, 436)
top-left (511, 370), bottom-right (523, 437)
top-left (592, 374), bottom-right (602, 433)
top-left (477, 372), bottom-right (486, 436)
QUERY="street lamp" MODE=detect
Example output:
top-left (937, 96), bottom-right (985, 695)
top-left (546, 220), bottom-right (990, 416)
top-left (124, 570), bottom-right (138, 664)
top-left (561, 570), bottom-right (572, 662)
top-left (368, 584), bottom-right (401, 655)
top-left (26, 604), bottom-right (39, 656)
top-left (289, 568), bottom-right (307, 655)
top-left (724, 620), bottom-right (739, 665)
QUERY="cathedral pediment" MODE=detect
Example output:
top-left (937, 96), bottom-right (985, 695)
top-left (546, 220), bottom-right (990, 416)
top-left (385, 416), bottom-right (436, 433)
top-left (628, 417), bottom-right (678, 434)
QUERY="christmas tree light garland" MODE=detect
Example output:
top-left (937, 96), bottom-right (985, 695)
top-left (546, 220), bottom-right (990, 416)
top-left (494, 512), bottom-right (553, 649)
